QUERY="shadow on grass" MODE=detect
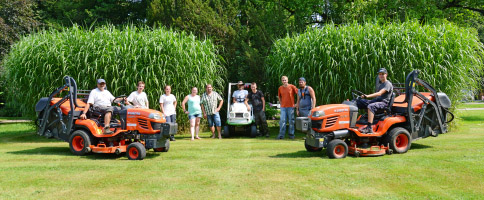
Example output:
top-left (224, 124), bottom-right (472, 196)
top-left (269, 150), bottom-right (328, 159)
top-left (410, 143), bottom-right (432, 150)
top-left (7, 146), bottom-right (161, 160)
top-left (460, 115), bottom-right (484, 122)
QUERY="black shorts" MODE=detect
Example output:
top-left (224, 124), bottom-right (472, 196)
top-left (356, 99), bottom-right (388, 114)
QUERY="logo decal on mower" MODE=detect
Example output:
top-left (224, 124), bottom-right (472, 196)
top-left (128, 112), bottom-right (141, 115)
top-left (127, 123), bottom-right (137, 127)
top-left (334, 109), bottom-right (348, 113)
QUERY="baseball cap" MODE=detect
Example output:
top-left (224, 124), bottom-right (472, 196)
top-left (97, 79), bottom-right (106, 84)
top-left (299, 77), bottom-right (306, 82)
top-left (237, 81), bottom-right (244, 85)
top-left (377, 68), bottom-right (388, 74)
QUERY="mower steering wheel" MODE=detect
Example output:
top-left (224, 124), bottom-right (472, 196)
top-left (351, 90), bottom-right (365, 100)
top-left (113, 95), bottom-right (127, 106)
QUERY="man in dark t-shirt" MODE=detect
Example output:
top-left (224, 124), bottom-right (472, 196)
top-left (246, 82), bottom-right (269, 137)
top-left (356, 68), bottom-right (393, 134)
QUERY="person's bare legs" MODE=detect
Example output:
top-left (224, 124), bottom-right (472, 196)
top-left (210, 126), bottom-right (216, 138)
top-left (216, 126), bottom-right (222, 139)
top-left (190, 118), bottom-right (196, 140)
top-left (367, 108), bottom-right (374, 126)
top-left (195, 118), bottom-right (201, 139)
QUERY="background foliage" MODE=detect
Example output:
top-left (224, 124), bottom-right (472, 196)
top-left (265, 21), bottom-right (484, 105)
top-left (1, 25), bottom-right (225, 126)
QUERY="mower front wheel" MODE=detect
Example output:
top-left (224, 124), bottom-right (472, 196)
top-left (327, 139), bottom-right (348, 159)
top-left (250, 125), bottom-right (258, 138)
top-left (127, 142), bottom-right (146, 160)
top-left (223, 125), bottom-right (230, 137)
top-left (69, 130), bottom-right (92, 156)
top-left (154, 140), bottom-right (170, 152)
top-left (386, 127), bottom-right (411, 154)
top-left (304, 139), bottom-right (322, 152)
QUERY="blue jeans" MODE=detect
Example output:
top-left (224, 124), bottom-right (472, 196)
top-left (279, 107), bottom-right (295, 138)
top-left (299, 108), bottom-right (311, 117)
top-left (165, 114), bottom-right (176, 123)
top-left (207, 112), bottom-right (221, 127)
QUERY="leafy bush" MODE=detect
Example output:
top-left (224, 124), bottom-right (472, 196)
top-left (265, 21), bottom-right (484, 107)
top-left (1, 25), bottom-right (226, 129)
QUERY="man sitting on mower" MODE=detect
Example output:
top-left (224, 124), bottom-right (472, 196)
top-left (356, 68), bottom-right (393, 134)
top-left (80, 79), bottom-right (127, 134)
top-left (232, 81), bottom-right (251, 111)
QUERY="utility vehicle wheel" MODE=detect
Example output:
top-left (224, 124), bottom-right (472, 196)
top-left (154, 140), bottom-right (170, 152)
top-left (127, 142), bottom-right (146, 160)
top-left (304, 139), bottom-right (322, 152)
top-left (327, 139), bottom-right (348, 159)
top-left (250, 125), bottom-right (258, 138)
top-left (386, 127), bottom-right (411, 154)
top-left (223, 126), bottom-right (230, 137)
top-left (69, 130), bottom-right (92, 156)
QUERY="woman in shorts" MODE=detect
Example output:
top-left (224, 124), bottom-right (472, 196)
top-left (182, 87), bottom-right (202, 140)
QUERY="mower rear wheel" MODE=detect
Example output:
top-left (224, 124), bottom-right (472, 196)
top-left (127, 142), bottom-right (146, 160)
top-left (154, 140), bottom-right (170, 152)
top-left (223, 125), bottom-right (230, 137)
top-left (327, 139), bottom-right (348, 159)
top-left (386, 127), bottom-right (411, 154)
top-left (304, 139), bottom-right (322, 152)
top-left (250, 125), bottom-right (258, 138)
top-left (69, 130), bottom-right (92, 156)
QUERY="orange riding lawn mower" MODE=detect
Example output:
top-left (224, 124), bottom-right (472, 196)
top-left (297, 70), bottom-right (454, 158)
top-left (35, 76), bottom-right (177, 160)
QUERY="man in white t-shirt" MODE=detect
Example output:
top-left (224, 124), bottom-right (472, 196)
top-left (159, 85), bottom-right (177, 141)
top-left (80, 79), bottom-right (125, 134)
top-left (127, 81), bottom-right (149, 109)
top-left (232, 81), bottom-right (250, 111)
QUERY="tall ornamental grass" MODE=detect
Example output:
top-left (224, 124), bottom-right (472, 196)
top-left (2, 25), bottom-right (225, 128)
top-left (265, 21), bottom-right (484, 107)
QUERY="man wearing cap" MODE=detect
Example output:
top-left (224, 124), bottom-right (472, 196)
top-left (356, 68), bottom-right (393, 134)
top-left (277, 76), bottom-right (298, 139)
top-left (80, 79), bottom-right (126, 134)
top-left (296, 77), bottom-right (316, 117)
top-left (232, 81), bottom-right (250, 111)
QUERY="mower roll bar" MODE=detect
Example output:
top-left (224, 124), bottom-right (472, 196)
top-left (38, 76), bottom-right (81, 137)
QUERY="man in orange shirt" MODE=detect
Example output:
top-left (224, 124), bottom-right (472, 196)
top-left (277, 76), bottom-right (298, 139)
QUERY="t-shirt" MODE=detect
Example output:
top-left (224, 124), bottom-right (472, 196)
top-left (248, 90), bottom-right (264, 112)
top-left (159, 94), bottom-right (176, 116)
top-left (278, 84), bottom-right (298, 108)
top-left (200, 91), bottom-right (223, 115)
top-left (187, 95), bottom-right (202, 115)
top-left (375, 80), bottom-right (393, 102)
top-left (127, 91), bottom-right (149, 109)
top-left (232, 90), bottom-right (248, 103)
top-left (87, 88), bottom-right (115, 107)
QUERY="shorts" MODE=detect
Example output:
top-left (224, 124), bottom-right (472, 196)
top-left (188, 113), bottom-right (202, 120)
top-left (93, 105), bottom-right (115, 114)
top-left (356, 99), bottom-right (388, 114)
top-left (207, 112), bottom-right (221, 127)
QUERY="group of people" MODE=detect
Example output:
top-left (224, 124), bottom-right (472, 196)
top-left (80, 67), bottom-right (392, 138)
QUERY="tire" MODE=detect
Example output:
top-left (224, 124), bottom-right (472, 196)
top-left (250, 125), bottom-right (258, 138)
top-left (223, 125), bottom-right (230, 137)
top-left (326, 139), bottom-right (348, 159)
top-left (69, 130), bottom-right (92, 156)
top-left (154, 140), bottom-right (170, 152)
top-left (385, 127), bottom-right (411, 154)
top-left (127, 142), bottom-right (146, 160)
top-left (304, 139), bottom-right (322, 152)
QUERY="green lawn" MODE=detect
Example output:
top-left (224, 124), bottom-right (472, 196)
top-left (456, 102), bottom-right (484, 109)
top-left (0, 110), bottom-right (483, 199)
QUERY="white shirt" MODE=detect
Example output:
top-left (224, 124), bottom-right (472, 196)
top-left (232, 90), bottom-right (248, 103)
top-left (127, 91), bottom-right (149, 109)
top-left (87, 88), bottom-right (115, 107)
top-left (159, 94), bottom-right (176, 116)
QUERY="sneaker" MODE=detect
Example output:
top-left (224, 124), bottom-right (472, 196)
top-left (104, 127), bottom-right (114, 134)
top-left (276, 136), bottom-right (283, 140)
top-left (169, 135), bottom-right (176, 141)
top-left (361, 126), bottom-right (374, 134)
top-left (265, 133), bottom-right (270, 137)
top-left (289, 136), bottom-right (295, 139)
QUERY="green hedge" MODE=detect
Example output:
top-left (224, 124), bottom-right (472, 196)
top-left (265, 21), bottom-right (484, 107)
top-left (2, 25), bottom-right (225, 127)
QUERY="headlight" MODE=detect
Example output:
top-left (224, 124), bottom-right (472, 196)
top-left (243, 113), bottom-right (249, 118)
top-left (149, 113), bottom-right (162, 120)
top-left (230, 113), bottom-right (235, 118)
top-left (312, 111), bottom-right (325, 117)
